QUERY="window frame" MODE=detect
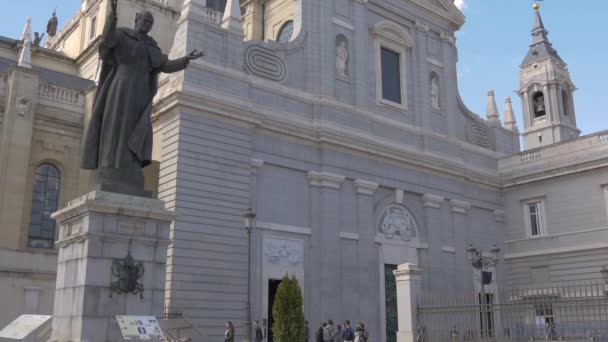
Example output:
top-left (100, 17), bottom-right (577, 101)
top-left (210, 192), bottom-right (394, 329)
top-left (522, 197), bottom-right (547, 238)
top-left (27, 163), bottom-right (61, 249)
top-left (89, 15), bottom-right (97, 41)
top-left (372, 22), bottom-right (412, 112)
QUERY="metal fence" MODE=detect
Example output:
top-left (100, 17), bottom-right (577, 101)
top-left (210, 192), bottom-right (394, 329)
top-left (417, 281), bottom-right (608, 341)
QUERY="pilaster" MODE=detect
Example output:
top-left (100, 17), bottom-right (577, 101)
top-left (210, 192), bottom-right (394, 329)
top-left (0, 66), bottom-right (39, 249)
top-left (449, 199), bottom-right (471, 292)
top-left (422, 194), bottom-right (444, 291)
top-left (307, 171), bottom-right (345, 319)
top-left (355, 179), bottom-right (379, 334)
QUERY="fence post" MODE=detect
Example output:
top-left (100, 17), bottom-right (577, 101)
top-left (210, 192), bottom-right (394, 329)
top-left (393, 263), bottom-right (423, 342)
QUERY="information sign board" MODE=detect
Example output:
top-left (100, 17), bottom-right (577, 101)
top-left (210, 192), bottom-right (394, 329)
top-left (116, 316), bottom-right (164, 340)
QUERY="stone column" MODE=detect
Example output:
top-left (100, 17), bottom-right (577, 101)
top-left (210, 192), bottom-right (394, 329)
top-left (308, 171), bottom-right (345, 320)
top-left (354, 179), bottom-right (379, 335)
top-left (49, 191), bottom-right (173, 342)
top-left (393, 263), bottom-right (423, 342)
top-left (421, 194), bottom-right (444, 292)
top-left (449, 199), bottom-right (471, 292)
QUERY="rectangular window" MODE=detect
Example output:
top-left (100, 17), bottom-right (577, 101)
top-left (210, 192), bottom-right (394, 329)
top-left (524, 200), bottom-right (545, 237)
top-left (381, 47), bottom-right (401, 104)
top-left (89, 16), bottom-right (97, 40)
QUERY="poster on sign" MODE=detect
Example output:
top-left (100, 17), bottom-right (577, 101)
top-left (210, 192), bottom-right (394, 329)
top-left (0, 314), bottom-right (52, 340)
top-left (116, 316), bottom-right (164, 340)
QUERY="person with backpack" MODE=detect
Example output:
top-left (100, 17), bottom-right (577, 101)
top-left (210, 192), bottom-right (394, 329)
top-left (317, 322), bottom-right (326, 342)
top-left (360, 322), bottom-right (369, 342)
top-left (342, 321), bottom-right (355, 342)
top-left (323, 320), bottom-right (335, 342)
top-left (354, 326), bottom-right (364, 342)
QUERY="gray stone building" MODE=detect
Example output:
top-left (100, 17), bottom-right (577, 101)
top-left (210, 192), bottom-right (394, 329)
top-left (0, 0), bottom-right (606, 341)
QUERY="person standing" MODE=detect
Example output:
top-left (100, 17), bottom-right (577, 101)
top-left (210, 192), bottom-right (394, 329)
top-left (354, 326), bottom-right (364, 342)
top-left (342, 321), bottom-right (355, 342)
top-left (224, 321), bottom-right (235, 342)
top-left (324, 320), bottom-right (335, 342)
top-left (253, 321), bottom-right (264, 342)
top-left (333, 323), bottom-right (342, 342)
top-left (305, 321), bottom-right (310, 342)
top-left (317, 323), bottom-right (326, 342)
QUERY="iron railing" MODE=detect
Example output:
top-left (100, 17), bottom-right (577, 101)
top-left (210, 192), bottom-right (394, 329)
top-left (417, 281), bottom-right (608, 341)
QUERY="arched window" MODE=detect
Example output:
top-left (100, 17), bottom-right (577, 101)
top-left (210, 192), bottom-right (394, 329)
top-left (276, 20), bottom-right (294, 43)
top-left (562, 90), bottom-right (569, 116)
top-left (28, 164), bottom-right (60, 249)
top-left (533, 91), bottom-right (546, 118)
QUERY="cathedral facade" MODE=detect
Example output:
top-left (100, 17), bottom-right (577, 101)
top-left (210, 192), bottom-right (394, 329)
top-left (0, 0), bottom-right (606, 341)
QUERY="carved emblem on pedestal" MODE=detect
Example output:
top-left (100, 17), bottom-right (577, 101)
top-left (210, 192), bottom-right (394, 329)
top-left (110, 251), bottom-right (144, 299)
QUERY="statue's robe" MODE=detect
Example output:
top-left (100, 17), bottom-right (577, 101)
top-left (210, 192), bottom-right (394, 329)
top-left (81, 14), bottom-right (189, 171)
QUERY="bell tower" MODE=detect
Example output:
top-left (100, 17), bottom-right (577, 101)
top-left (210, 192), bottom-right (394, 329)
top-left (519, 3), bottom-right (580, 150)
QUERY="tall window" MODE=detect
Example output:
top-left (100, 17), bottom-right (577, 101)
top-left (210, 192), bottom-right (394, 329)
top-left (525, 201), bottom-right (545, 237)
top-left (89, 16), bottom-right (97, 41)
top-left (372, 21), bottom-right (412, 111)
top-left (28, 164), bottom-right (60, 249)
top-left (381, 47), bottom-right (401, 104)
top-left (562, 90), bottom-right (569, 116)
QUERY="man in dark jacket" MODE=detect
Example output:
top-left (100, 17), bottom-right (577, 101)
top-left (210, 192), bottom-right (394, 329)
top-left (305, 321), bottom-right (310, 342)
top-left (317, 323), bottom-right (326, 342)
top-left (253, 321), bottom-right (264, 342)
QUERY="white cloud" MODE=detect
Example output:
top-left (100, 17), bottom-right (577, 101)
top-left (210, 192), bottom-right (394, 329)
top-left (454, 0), bottom-right (467, 10)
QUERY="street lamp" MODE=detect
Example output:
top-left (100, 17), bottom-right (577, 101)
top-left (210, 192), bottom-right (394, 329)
top-left (467, 243), bottom-right (501, 338)
top-left (601, 266), bottom-right (608, 284)
top-left (243, 208), bottom-right (256, 342)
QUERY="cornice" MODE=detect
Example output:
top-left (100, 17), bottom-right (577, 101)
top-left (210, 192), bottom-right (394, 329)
top-left (154, 87), bottom-right (503, 189)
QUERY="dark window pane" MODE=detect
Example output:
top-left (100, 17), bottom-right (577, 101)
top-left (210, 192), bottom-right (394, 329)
top-left (28, 164), bottom-right (60, 249)
top-left (381, 47), bottom-right (401, 104)
top-left (29, 223), bottom-right (42, 236)
top-left (47, 177), bottom-right (59, 191)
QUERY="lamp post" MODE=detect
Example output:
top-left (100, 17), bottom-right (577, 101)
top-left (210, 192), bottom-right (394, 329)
top-left (243, 208), bottom-right (256, 342)
top-left (467, 243), bottom-right (500, 339)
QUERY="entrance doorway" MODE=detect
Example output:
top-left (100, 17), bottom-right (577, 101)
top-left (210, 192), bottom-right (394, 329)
top-left (267, 279), bottom-right (282, 342)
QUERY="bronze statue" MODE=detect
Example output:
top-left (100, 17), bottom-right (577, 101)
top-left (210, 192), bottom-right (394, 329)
top-left (46, 10), bottom-right (58, 37)
top-left (81, 0), bottom-right (203, 196)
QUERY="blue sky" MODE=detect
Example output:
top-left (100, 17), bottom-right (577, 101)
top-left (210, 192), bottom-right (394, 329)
top-left (2, 1), bottom-right (606, 135)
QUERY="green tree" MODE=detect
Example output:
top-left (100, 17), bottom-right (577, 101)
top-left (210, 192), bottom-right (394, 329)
top-left (272, 274), bottom-right (305, 342)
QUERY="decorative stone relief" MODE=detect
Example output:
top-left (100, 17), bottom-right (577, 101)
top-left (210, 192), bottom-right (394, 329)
top-left (16, 97), bottom-right (30, 116)
top-left (264, 237), bottom-right (302, 266)
top-left (465, 120), bottom-right (495, 150)
top-left (244, 45), bottom-right (287, 82)
top-left (378, 204), bottom-right (418, 241)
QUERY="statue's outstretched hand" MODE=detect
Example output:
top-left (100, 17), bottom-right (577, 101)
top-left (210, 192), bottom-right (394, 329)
top-left (187, 49), bottom-right (205, 60)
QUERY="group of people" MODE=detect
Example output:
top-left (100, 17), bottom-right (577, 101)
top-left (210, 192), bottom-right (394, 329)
top-left (315, 320), bottom-right (369, 342)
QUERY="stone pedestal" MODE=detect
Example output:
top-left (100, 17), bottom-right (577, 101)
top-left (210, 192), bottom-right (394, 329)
top-left (49, 191), bottom-right (174, 342)
top-left (394, 263), bottom-right (423, 342)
